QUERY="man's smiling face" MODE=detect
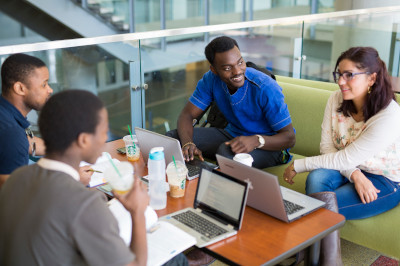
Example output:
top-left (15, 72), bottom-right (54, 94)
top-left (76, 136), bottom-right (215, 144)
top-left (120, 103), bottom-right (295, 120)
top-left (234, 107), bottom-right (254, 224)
top-left (210, 46), bottom-right (246, 92)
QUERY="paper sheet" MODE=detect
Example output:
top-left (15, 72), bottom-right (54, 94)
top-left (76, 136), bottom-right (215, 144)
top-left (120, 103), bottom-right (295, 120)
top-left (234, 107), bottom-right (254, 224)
top-left (80, 152), bottom-right (120, 187)
top-left (108, 200), bottom-right (196, 266)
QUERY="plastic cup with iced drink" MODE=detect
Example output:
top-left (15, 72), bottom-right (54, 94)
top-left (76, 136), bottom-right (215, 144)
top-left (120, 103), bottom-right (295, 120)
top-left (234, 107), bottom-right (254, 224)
top-left (166, 161), bottom-right (188, 198)
top-left (104, 161), bottom-right (134, 195)
top-left (123, 135), bottom-right (140, 162)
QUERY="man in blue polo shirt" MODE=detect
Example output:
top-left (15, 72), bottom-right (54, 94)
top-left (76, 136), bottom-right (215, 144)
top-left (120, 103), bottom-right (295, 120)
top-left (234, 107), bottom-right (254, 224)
top-left (0, 53), bottom-right (92, 187)
top-left (168, 36), bottom-right (295, 169)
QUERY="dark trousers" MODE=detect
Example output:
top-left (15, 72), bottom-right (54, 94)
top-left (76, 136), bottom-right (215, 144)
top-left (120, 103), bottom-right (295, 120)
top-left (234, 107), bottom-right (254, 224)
top-left (166, 128), bottom-right (286, 169)
top-left (162, 253), bottom-right (188, 266)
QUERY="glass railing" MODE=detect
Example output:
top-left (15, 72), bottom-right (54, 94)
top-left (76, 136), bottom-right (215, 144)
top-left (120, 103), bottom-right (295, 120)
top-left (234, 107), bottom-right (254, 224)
top-left (1, 6), bottom-right (400, 140)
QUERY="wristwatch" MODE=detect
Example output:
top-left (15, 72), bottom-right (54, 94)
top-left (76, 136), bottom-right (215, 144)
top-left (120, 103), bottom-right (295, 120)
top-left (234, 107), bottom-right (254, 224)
top-left (256, 134), bottom-right (265, 149)
top-left (25, 127), bottom-right (36, 157)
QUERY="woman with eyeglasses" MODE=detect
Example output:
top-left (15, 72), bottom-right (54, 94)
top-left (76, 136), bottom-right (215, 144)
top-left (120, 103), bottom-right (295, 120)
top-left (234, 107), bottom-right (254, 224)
top-left (283, 46), bottom-right (400, 265)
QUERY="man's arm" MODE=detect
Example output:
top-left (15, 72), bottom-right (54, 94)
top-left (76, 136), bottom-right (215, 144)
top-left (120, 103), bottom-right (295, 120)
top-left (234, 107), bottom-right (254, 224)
top-left (227, 124), bottom-right (296, 154)
top-left (0, 174), bottom-right (9, 188)
top-left (177, 102), bottom-right (206, 161)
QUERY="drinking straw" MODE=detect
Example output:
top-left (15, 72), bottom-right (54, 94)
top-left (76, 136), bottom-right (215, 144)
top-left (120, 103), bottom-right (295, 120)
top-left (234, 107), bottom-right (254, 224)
top-left (172, 155), bottom-right (178, 172)
top-left (107, 153), bottom-right (122, 177)
top-left (127, 125), bottom-right (137, 149)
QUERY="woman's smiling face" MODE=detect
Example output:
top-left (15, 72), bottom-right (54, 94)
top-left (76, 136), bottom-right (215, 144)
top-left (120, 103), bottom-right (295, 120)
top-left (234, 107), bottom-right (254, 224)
top-left (337, 59), bottom-right (375, 103)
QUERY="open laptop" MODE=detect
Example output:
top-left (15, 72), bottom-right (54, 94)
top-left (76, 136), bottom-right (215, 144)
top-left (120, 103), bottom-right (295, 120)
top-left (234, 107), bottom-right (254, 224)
top-left (135, 127), bottom-right (218, 180)
top-left (159, 168), bottom-right (249, 248)
top-left (216, 154), bottom-right (325, 223)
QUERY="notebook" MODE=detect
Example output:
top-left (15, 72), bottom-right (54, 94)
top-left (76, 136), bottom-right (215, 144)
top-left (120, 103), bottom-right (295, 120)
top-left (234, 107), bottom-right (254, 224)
top-left (135, 127), bottom-right (218, 180)
top-left (216, 155), bottom-right (325, 223)
top-left (159, 168), bottom-right (249, 248)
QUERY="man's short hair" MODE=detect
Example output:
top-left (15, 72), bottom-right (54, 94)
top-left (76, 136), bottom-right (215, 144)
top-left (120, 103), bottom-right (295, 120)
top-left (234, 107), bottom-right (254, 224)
top-left (204, 36), bottom-right (240, 65)
top-left (1, 53), bottom-right (46, 95)
top-left (39, 90), bottom-right (105, 154)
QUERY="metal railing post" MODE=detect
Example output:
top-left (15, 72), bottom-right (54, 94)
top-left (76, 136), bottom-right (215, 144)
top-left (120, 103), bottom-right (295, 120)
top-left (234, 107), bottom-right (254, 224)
top-left (242, 0), bottom-right (246, 22)
top-left (129, 0), bottom-right (135, 33)
top-left (81, 0), bottom-right (87, 9)
top-left (204, 0), bottom-right (210, 42)
top-left (309, 0), bottom-right (318, 39)
top-left (160, 0), bottom-right (166, 50)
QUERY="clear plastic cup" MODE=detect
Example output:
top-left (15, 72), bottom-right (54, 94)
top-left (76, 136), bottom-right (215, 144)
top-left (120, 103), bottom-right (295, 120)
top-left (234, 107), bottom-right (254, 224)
top-left (166, 161), bottom-right (188, 198)
top-left (104, 161), bottom-right (134, 195)
top-left (123, 135), bottom-right (140, 162)
top-left (233, 153), bottom-right (254, 167)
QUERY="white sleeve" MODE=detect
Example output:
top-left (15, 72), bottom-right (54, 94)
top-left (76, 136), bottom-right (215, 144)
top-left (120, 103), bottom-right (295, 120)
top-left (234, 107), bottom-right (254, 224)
top-left (295, 101), bottom-right (400, 177)
top-left (320, 93), bottom-right (339, 155)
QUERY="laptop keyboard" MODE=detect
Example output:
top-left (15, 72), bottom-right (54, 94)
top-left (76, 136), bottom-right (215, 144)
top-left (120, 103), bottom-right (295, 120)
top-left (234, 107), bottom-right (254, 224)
top-left (283, 199), bottom-right (305, 215)
top-left (186, 163), bottom-right (200, 177)
top-left (172, 210), bottom-right (228, 239)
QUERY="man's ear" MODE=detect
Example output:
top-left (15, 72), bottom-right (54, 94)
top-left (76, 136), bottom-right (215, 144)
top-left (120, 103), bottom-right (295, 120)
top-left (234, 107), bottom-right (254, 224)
top-left (210, 65), bottom-right (217, 75)
top-left (12, 82), bottom-right (27, 96)
top-left (76, 132), bottom-right (91, 150)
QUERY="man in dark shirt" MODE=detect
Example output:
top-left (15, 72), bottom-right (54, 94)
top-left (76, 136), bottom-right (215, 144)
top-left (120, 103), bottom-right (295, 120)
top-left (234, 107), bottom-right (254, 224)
top-left (0, 53), bottom-right (92, 187)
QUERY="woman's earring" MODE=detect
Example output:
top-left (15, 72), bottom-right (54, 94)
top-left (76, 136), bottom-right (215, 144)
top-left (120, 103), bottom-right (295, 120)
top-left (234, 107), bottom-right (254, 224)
top-left (367, 86), bottom-right (371, 94)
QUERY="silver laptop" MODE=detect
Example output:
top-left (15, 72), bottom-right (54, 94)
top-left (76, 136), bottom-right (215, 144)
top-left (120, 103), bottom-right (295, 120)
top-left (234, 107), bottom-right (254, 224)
top-left (216, 154), bottom-right (325, 223)
top-left (135, 127), bottom-right (218, 180)
top-left (159, 168), bottom-right (249, 248)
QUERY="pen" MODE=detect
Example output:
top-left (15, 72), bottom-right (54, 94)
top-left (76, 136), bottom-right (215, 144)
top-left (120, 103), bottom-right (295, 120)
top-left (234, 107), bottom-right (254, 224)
top-left (88, 169), bottom-right (103, 173)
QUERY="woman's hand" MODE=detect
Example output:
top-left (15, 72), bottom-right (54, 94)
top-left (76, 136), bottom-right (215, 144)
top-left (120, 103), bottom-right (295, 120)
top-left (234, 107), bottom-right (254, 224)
top-left (351, 170), bottom-right (380, 204)
top-left (283, 162), bottom-right (297, 185)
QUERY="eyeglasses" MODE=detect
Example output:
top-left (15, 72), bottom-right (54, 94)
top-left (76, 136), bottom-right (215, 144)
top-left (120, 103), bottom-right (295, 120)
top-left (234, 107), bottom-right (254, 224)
top-left (332, 71), bottom-right (370, 83)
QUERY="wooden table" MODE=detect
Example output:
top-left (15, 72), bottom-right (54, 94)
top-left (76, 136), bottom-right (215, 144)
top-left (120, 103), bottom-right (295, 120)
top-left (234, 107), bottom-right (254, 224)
top-left (105, 139), bottom-right (346, 266)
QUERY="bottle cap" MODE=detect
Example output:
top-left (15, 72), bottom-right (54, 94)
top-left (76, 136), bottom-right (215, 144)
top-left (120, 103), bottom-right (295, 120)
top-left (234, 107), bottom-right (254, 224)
top-left (149, 147), bottom-right (165, 160)
top-left (150, 147), bottom-right (164, 153)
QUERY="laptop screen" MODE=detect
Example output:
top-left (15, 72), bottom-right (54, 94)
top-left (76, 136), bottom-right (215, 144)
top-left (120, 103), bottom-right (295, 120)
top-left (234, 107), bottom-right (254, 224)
top-left (194, 168), bottom-right (248, 229)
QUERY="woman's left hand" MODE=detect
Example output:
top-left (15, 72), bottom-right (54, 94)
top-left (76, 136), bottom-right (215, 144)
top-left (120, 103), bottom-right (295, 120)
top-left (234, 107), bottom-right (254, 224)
top-left (283, 162), bottom-right (297, 185)
top-left (351, 170), bottom-right (380, 204)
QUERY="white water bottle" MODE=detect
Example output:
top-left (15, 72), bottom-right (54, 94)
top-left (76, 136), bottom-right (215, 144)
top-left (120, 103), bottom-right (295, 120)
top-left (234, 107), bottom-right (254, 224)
top-left (148, 147), bottom-right (167, 210)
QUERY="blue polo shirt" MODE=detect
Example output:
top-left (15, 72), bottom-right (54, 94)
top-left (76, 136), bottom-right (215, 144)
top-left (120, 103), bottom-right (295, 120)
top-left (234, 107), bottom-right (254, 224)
top-left (190, 67), bottom-right (292, 137)
top-left (0, 96), bottom-right (30, 175)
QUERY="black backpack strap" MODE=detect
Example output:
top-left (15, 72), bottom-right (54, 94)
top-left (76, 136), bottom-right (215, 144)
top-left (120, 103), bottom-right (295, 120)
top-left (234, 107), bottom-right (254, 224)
top-left (246, 61), bottom-right (276, 80)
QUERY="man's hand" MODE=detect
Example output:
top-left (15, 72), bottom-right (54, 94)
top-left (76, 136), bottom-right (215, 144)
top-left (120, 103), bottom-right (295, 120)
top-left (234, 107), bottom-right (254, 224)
top-left (114, 176), bottom-right (149, 215)
top-left (351, 170), bottom-right (380, 204)
top-left (182, 142), bottom-right (204, 162)
top-left (283, 162), bottom-right (297, 185)
top-left (117, 177), bottom-right (149, 266)
top-left (225, 135), bottom-right (259, 154)
top-left (78, 165), bottom-right (94, 186)
top-left (177, 102), bottom-right (205, 162)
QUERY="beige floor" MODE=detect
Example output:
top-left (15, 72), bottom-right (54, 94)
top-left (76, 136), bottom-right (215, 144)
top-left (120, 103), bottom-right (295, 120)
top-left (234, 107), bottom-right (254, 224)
top-left (209, 239), bottom-right (384, 266)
